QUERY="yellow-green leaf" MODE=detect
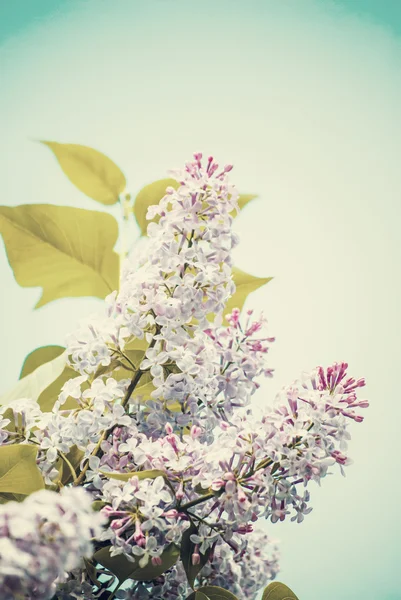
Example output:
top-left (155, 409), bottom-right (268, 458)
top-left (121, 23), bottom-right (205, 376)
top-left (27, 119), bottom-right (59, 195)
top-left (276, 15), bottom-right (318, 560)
top-left (42, 141), bottom-right (126, 205)
top-left (230, 193), bottom-right (258, 217)
top-left (37, 364), bottom-right (80, 412)
top-left (131, 380), bottom-right (156, 402)
top-left (0, 352), bottom-right (67, 407)
top-left (0, 444), bottom-right (44, 494)
top-left (224, 267), bottom-right (273, 316)
top-left (94, 543), bottom-right (180, 582)
top-left (133, 178), bottom-right (180, 235)
top-left (238, 193), bottom-right (258, 210)
top-left (262, 582), bottom-right (299, 600)
top-left (100, 469), bottom-right (165, 482)
top-left (0, 204), bottom-right (119, 307)
top-left (20, 345), bottom-right (65, 379)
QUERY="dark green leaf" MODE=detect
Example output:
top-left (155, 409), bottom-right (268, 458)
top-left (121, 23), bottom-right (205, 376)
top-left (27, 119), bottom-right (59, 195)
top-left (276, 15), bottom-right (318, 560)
top-left (181, 522), bottom-right (212, 588)
top-left (186, 592), bottom-right (210, 600)
top-left (94, 543), bottom-right (179, 582)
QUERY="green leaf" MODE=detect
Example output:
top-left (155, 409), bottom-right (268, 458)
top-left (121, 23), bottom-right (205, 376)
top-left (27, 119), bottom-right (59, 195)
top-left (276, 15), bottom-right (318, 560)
top-left (133, 178), bottom-right (180, 235)
top-left (0, 204), bottom-right (119, 307)
top-left (238, 193), bottom-right (258, 211)
top-left (0, 492), bottom-right (27, 504)
top-left (229, 193), bottom-right (258, 217)
top-left (84, 558), bottom-right (102, 586)
top-left (20, 345), bottom-right (65, 379)
top-left (100, 469), bottom-right (165, 482)
top-left (61, 446), bottom-right (84, 485)
top-left (0, 444), bottom-right (44, 494)
top-left (42, 141), bottom-right (126, 205)
top-left (262, 582), bottom-right (300, 600)
top-left (195, 587), bottom-right (239, 600)
top-left (37, 364), bottom-right (80, 412)
top-left (0, 352), bottom-right (67, 407)
top-left (181, 522), bottom-right (212, 588)
top-left (131, 380), bottom-right (156, 402)
top-left (193, 587), bottom-right (239, 600)
top-left (92, 500), bottom-right (107, 512)
top-left (186, 592), bottom-right (210, 600)
top-left (224, 267), bottom-right (273, 316)
top-left (94, 543), bottom-right (180, 582)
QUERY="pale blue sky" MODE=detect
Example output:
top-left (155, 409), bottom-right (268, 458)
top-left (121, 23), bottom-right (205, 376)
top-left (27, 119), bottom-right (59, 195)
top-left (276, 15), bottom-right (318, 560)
top-left (0, 1), bottom-right (400, 599)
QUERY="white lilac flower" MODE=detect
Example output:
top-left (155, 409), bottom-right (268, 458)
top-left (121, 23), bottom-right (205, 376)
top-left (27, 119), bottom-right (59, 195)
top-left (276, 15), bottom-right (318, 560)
top-left (0, 487), bottom-right (105, 600)
top-left (7, 154), bottom-right (367, 597)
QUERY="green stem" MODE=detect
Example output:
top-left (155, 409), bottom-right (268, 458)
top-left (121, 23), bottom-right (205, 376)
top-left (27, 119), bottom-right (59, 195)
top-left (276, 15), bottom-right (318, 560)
top-left (59, 451), bottom-right (77, 481)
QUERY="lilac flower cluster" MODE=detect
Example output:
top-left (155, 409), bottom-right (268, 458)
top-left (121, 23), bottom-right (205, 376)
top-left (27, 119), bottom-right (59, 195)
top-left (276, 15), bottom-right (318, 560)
top-left (115, 529), bottom-right (279, 600)
top-left (0, 487), bottom-right (105, 600)
top-left (0, 154), bottom-right (368, 598)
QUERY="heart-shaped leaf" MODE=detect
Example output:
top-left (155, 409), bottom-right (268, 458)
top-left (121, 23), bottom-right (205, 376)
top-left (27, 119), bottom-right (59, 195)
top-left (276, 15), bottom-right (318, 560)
top-left (94, 543), bottom-right (179, 582)
top-left (262, 582), bottom-right (300, 600)
top-left (42, 141), bottom-right (126, 205)
top-left (0, 444), bottom-right (44, 494)
top-left (0, 204), bottom-right (119, 307)
top-left (133, 178), bottom-right (180, 236)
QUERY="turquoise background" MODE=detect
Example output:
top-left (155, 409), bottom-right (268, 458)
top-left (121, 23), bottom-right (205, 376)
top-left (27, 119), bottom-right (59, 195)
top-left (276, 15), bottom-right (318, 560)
top-left (1, 1), bottom-right (400, 599)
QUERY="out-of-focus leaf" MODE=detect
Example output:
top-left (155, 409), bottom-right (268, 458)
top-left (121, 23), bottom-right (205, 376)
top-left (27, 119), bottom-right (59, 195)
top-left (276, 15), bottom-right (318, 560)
top-left (224, 267), bottom-right (273, 316)
top-left (131, 380), bottom-right (156, 402)
top-left (189, 587), bottom-right (239, 600)
top-left (0, 204), bottom-right (119, 308)
top-left (0, 352), bottom-right (67, 407)
top-left (42, 141), bottom-right (126, 205)
top-left (262, 582), bottom-right (300, 600)
top-left (0, 444), bottom-right (44, 494)
top-left (0, 492), bottom-right (27, 504)
top-left (100, 469), bottom-right (165, 482)
top-left (238, 193), bottom-right (258, 210)
top-left (133, 178), bottom-right (179, 235)
top-left (94, 543), bottom-right (179, 582)
top-left (19, 345), bottom-right (65, 379)
top-left (181, 522), bottom-right (212, 588)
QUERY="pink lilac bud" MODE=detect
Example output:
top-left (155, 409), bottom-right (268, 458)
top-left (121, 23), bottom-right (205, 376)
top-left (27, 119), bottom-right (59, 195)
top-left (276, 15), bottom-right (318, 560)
top-left (176, 482), bottom-right (185, 500)
top-left (192, 547), bottom-right (201, 566)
